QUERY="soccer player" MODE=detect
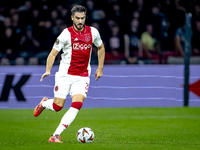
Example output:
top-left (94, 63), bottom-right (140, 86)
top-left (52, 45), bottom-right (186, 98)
top-left (34, 5), bottom-right (105, 143)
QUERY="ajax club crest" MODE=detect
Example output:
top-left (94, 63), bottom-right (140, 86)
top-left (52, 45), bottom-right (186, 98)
top-left (85, 36), bottom-right (91, 42)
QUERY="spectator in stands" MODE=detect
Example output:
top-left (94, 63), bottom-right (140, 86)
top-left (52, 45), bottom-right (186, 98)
top-left (191, 2), bottom-right (200, 56)
top-left (1, 27), bottom-right (19, 65)
top-left (134, 0), bottom-right (146, 23)
top-left (0, 0), bottom-right (197, 65)
top-left (39, 20), bottom-right (55, 50)
top-left (18, 0), bottom-right (33, 29)
top-left (174, 10), bottom-right (186, 57)
top-left (60, 7), bottom-right (69, 20)
top-left (3, 17), bottom-right (12, 28)
top-left (84, 0), bottom-right (106, 28)
top-left (174, 24), bottom-right (185, 57)
top-left (106, 23), bottom-right (125, 61)
top-left (84, 0), bottom-right (95, 24)
top-left (19, 25), bottom-right (40, 64)
top-left (132, 10), bottom-right (140, 20)
top-left (107, 3), bottom-right (127, 32)
top-left (11, 12), bottom-right (23, 43)
top-left (193, 2), bottom-right (200, 21)
top-left (31, 9), bottom-right (42, 27)
top-left (52, 18), bottom-right (67, 36)
top-left (36, 19), bottom-right (56, 65)
top-left (50, 9), bottom-right (61, 24)
top-left (192, 20), bottom-right (200, 56)
top-left (11, 12), bottom-right (20, 30)
top-left (124, 18), bottom-right (141, 64)
top-left (141, 23), bottom-right (162, 59)
top-left (1, 47), bottom-right (15, 65)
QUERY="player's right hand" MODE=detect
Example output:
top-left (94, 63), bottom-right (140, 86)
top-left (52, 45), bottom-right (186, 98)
top-left (40, 72), bottom-right (50, 82)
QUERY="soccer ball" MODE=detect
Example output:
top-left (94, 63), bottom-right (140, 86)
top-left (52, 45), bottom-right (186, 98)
top-left (76, 127), bottom-right (94, 143)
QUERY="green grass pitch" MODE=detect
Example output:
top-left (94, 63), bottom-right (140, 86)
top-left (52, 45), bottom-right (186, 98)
top-left (0, 107), bottom-right (200, 150)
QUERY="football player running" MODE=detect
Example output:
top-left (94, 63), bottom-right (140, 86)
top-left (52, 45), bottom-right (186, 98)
top-left (34, 5), bottom-right (105, 143)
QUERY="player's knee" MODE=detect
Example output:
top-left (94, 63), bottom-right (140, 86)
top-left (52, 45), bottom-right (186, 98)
top-left (53, 102), bottom-right (63, 112)
top-left (71, 102), bottom-right (83, 110)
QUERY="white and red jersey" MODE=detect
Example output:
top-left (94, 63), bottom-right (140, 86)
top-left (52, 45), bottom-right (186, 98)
top-left (53, 25), bottom-right (102, 77)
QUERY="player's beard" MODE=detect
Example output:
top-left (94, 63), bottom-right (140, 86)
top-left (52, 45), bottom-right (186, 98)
top-left (74, 22), bottom-right (84, 31)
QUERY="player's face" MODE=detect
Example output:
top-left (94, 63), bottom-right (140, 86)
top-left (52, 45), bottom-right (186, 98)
top-left (71, 12), bottom-right (86, 31)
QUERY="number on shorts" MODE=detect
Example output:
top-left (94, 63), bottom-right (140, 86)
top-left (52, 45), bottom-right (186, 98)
top-left (85, 83), bottom-right (89, 90)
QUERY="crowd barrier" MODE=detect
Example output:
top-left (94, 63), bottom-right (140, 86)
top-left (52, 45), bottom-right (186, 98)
top-left (0, 65), bottom-right (200, 108)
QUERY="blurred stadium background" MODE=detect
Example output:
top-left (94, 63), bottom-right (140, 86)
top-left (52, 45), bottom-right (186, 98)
top-left (0, 0), bottom-right (200, 108)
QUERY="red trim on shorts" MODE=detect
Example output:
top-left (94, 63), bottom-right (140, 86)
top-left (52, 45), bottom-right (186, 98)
top-left (71, 102), bottom-right (83, 110)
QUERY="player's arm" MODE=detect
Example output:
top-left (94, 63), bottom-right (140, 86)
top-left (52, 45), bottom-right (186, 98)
top-left (40, 48), bottom-right (59, 82)
top-left (94, 42), bottom-right (105, 81)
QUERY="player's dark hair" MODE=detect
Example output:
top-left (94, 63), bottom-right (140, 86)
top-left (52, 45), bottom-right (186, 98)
top-left (71, 5), bottom-right (87, 16)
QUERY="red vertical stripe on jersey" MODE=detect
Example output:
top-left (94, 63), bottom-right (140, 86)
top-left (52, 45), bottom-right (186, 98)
top-left (67, 25), bottom-right (93, 77)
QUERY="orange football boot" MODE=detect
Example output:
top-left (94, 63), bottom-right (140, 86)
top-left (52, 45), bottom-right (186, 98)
top-left (34, 97), bottom-right (48, 117)
top-left (49, 135), bottom-right (63, 143)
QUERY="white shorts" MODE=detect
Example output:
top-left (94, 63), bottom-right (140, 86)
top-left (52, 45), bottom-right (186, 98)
top-left (54, 72), bottom-right (90, 99)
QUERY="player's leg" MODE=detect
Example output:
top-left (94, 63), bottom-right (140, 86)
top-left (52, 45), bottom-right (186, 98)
top-left (49, 94), bottom-right (85, 143)
top-left (51, 76), bottom-right (89, 140)
top-left (34, 96), bottom-right (66, 117)
top-left (47, 97), bottom-right (67, 143)
top-left (43, 96), bottom-right (66, 110)
top-left (34, 74), bottom-right (70, 117)
top-left (52, 94), bottom-right (85, 135)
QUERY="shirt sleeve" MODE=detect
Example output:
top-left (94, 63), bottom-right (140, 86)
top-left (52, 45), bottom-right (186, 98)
top-left (53, 28), bottom-right (69, 51)
top-left (91, 27), bottom-right (102, 47)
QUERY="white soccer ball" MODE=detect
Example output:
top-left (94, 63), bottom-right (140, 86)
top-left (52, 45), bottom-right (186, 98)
top-left (76, 127), bottom-right (94, 143)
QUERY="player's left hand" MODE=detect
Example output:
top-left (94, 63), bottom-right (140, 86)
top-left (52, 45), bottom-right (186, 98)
top-left (94, 68), bottom-right (103, 81)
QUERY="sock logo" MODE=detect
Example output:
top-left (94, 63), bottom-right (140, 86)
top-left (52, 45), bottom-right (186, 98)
top-left (62, 124), bottom-right (68, 128)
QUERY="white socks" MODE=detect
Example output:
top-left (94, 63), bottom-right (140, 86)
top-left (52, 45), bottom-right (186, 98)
top-left (53, 107), bottom-right (79, 136)
top-left (41, 99), bottom-right (81, 136)
top-left (42, 99), bottom-right (55, 111)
